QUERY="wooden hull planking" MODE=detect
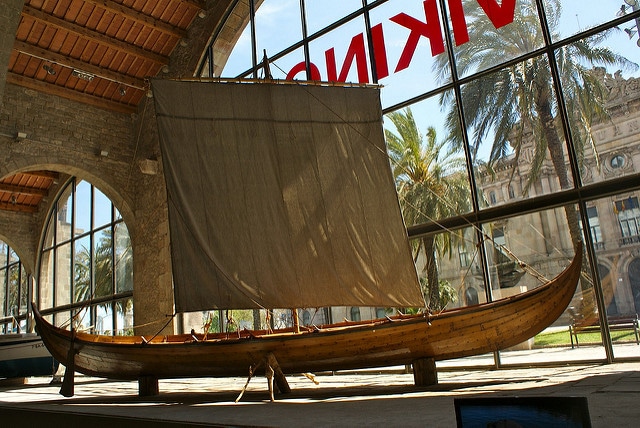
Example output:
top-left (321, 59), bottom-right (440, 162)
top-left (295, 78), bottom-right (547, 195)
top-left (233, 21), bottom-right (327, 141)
top-left (33, 246), bottom-right (581, 381)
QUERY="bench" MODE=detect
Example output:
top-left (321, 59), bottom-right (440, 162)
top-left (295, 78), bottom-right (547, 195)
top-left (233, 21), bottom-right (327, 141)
top-left (569, 314), bottom-right (640, 348)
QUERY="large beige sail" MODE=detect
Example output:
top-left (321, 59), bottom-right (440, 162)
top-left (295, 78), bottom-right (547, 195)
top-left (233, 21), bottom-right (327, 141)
top-left (152, 79), bottom-right (424, 312)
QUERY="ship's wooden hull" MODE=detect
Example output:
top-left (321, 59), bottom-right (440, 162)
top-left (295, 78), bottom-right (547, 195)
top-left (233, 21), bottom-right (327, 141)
top-left (33, 247), bottom-right (581, 382)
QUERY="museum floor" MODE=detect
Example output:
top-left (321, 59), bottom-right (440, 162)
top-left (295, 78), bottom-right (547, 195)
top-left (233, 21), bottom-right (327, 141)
top-left (1, 345), bottom-right (639, 427)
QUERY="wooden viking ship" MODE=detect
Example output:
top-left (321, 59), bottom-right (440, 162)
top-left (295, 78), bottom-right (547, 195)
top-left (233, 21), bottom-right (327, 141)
top-left (32, 80), bottom-right (582, 397)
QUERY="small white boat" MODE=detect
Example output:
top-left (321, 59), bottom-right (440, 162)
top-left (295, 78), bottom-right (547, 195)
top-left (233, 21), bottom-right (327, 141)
top-left (0, 333), bottom-right (59, 379)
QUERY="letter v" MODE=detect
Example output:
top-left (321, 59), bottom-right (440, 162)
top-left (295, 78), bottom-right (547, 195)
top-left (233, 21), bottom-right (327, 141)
top-left (477, 0), bottom-right (516, 28)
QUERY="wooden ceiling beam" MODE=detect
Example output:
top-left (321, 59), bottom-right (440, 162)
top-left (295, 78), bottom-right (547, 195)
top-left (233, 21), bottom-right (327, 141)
top-left (14, 40), bottom-right (147, 90)
top-left (180, 0), bottom-right (207, 9)
top-left (6, 73), bottom-right (137, 114)
top-left (22, 5), bottom-right (170, 66)
top-left (0, 201), bottom-right (38, 213)
top-left (22, 171), bottom-right (60, 180)
top-left (82, 0), bottom-right (190, 39)
top-left (0, 183), bottom-right (48, 197)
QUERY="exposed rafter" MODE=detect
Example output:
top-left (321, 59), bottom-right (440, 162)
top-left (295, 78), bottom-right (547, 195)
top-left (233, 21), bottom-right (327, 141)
top-left (23, 171), bottom-right (60, 180)
top-left (22, 5), bottom-right (171, 66)
top-left (13, 41), bottom-right (147, 90)
top-left (0, 201), bottom-right (38, 213)
top-left (81, 0), bottom-right (192, 39)
top-left (0, 182), bottom-right (48, 197)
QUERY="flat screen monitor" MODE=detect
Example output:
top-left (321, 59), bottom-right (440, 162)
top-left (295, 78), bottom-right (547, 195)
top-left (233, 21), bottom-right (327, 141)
top-left (454, 396), bottom-right (591, 428)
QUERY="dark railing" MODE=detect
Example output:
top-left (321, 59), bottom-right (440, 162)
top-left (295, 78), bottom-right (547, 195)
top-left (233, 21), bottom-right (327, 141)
top-left (620, 234), bottom-right (640, 246)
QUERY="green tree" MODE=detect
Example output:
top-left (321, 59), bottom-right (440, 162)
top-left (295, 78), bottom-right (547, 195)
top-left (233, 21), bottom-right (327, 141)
top-left (74, 231), bottom-right (113, 302)
top-left (435, 0), bottom-right (636, 249)
top-left (386, 108), bottom-right (471, 311)
top-left (74, 229), bottom-right (133, 327)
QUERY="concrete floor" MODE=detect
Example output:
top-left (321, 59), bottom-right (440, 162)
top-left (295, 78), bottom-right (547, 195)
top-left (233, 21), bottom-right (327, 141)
top-left (1, 349), bottom-right (639, 427)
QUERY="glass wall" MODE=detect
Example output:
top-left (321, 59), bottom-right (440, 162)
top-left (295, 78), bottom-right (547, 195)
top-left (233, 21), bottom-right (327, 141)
top-left (0, 241), bottom-right (28, 333)
top-left (200, 0), bottom-right (640, 364)
top-left (38, 178), bottom-right (133, 336)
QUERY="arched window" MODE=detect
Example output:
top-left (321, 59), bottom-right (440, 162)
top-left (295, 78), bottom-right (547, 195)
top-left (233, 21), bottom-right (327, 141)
top-left (350, 307), bottom-right (361, 322)
top-left (38, 178), bottom-right (133, 335)
top-left (0, 241), bottom-right (28, 333)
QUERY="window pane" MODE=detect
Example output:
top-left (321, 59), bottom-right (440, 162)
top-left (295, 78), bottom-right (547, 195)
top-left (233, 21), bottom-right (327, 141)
top-left (39, 249), bottom-right (54, 309)
top-left (615, 196), bottom-right (640, 244)
top-left (483, 206), bottom-right (582, 296)
top-left (459, 56), bottom-right (573, 208)
top-left (94, 228), bottom-right (114, 298)
top-left (74, 180), bottom-right (91, 236)
top-left (116, 298), bottom-right (134, 336)
top-left (385, 94), bottom-right (472, 226)
top-left (56, 185), bottom-right (73, 244)
top-left (8, 265), bottom-right (20, 318)
top-left (256, 0), bottom-right (302, 58)
top-left (73, 235), bottom-right (91, 303)
top-left (115, 222), bottom-right (133, 293)
top-left (0, 242), bottom-right (7, 265)
top-left (586, 205), bottom-right (603, 245)
top-left (55, 242), bottom-right (71, 307)
top-left (304, 0), bottom-right (362, 35)
top-left (0, 268), bottom-right (5, 317)
top-left (484, 205), bottom-right (601, 364)
top-left (450, 0), bottom-right (544, 79)
top-left (96, 303), bottom-right (114, 335)
top-left (73, 306), bottom-right (90, 332)
top-left (42, 214), bottom-right (55, 250)
top-left (308, 15), bottom-right (370, 83)
top-left (94, 187), bottom-right (112, 229)
top-left (420, 227), bottom-right (482, 310)
top-left (370, 0), bottom-right (452, 107)
top-left (19, 266), bottom-right (28, 315)
top-left (8, 247), bottom-right (18, 264)
top-left (558, 32), bottom-right (640, 187)
top-left (588, 194), bottom-right (640, 359)
top-left (543, 0), bottom-right (631, 42)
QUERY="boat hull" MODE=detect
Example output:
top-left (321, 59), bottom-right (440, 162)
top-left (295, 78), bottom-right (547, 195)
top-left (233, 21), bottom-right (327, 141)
top-left (33, 247), bottom-right (581, 381)
top-left (0, 334), bottom-right (59, 379)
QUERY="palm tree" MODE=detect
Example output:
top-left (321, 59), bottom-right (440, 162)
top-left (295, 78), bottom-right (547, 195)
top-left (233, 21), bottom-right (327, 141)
top-left (74, 229), bottom-right (133, 331)
top-left (385, 108), bottom-right (471, 311)
top-left (434, 0), bottom-right (636, 249)
top-left (74, 231), bottom-right (115, 303)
